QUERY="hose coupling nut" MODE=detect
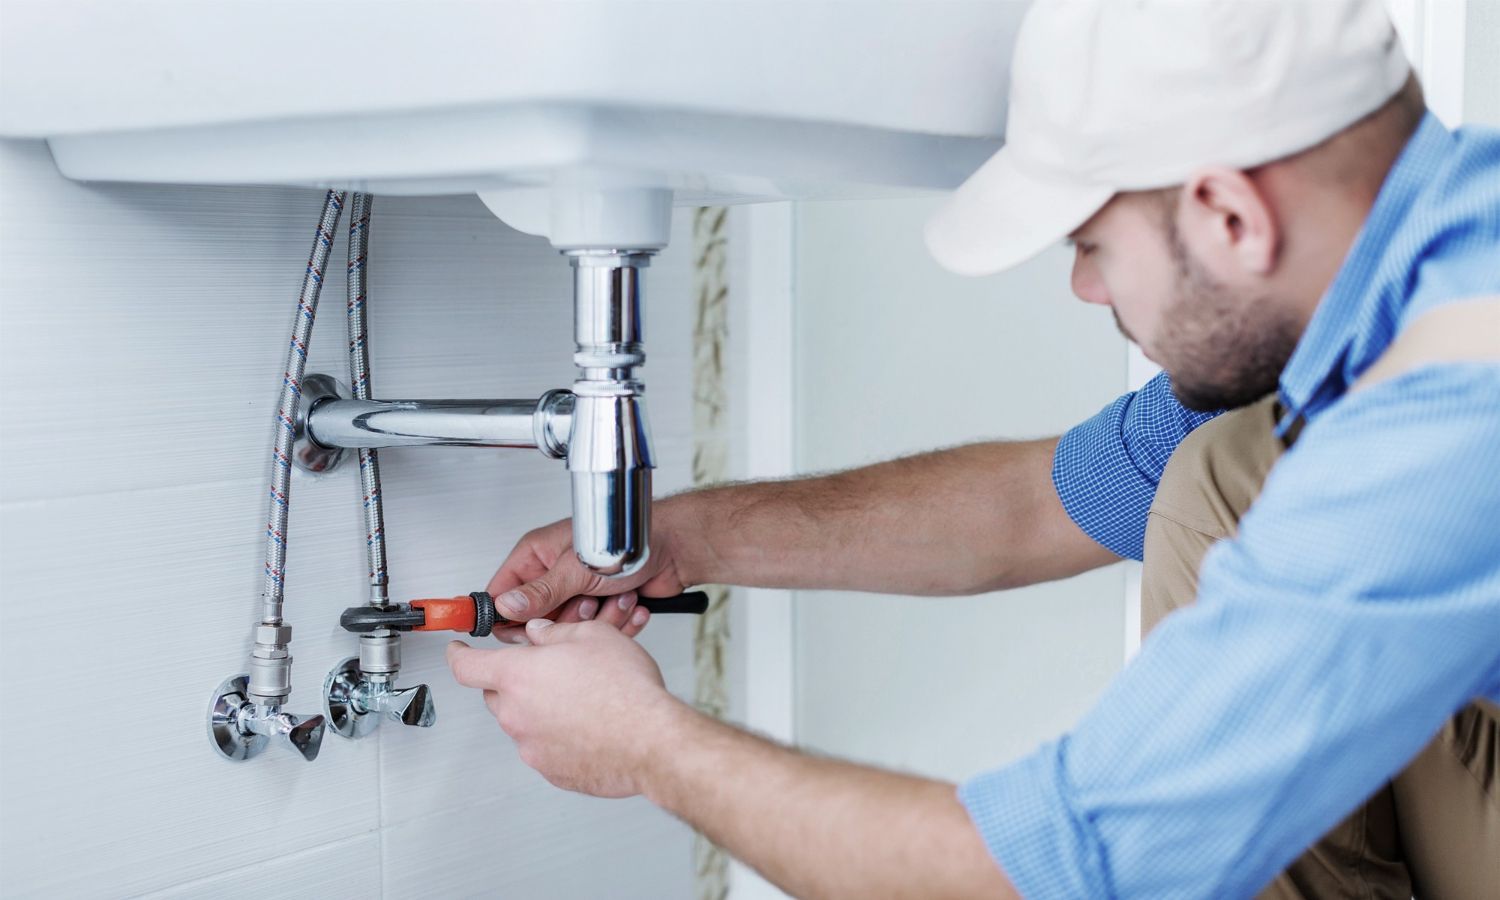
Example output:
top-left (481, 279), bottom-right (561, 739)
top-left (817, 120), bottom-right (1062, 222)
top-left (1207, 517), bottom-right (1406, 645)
top-left (254, 623), bottom-right (292, 647)
top-left (248, 653), bottom-right (292, 702)
top-left (358, 631), bottom-right (401, 675)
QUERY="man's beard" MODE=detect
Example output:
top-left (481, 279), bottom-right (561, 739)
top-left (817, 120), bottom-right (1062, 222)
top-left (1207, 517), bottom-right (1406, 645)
top-left (1154, 222), bottom-right (1302, 412)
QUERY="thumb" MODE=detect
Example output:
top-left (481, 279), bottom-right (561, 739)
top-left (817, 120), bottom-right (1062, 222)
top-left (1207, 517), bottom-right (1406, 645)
top-left (494, 564), bottom-right (593, 621)
top-left (524, 617), bottom-right (585, 646)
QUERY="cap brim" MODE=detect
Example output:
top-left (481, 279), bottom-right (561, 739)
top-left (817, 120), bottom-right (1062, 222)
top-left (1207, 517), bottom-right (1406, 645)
top-left (925, 148), bottom-right (1114, 277)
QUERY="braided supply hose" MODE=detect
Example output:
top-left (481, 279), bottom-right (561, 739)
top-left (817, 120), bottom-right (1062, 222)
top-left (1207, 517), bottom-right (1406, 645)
top-left (261, 190), bottom-right (346, 625)
top-left (346, 192), bottom-right (390, 604)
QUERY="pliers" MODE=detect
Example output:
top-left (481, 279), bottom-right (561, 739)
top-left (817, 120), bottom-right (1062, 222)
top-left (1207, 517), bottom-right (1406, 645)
top-left (340, 590), bottom-right (710, 638)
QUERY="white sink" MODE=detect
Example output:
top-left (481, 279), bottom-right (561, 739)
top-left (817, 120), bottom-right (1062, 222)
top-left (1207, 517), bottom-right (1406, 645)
top-left (0, 0), bottom-right (1025, 245)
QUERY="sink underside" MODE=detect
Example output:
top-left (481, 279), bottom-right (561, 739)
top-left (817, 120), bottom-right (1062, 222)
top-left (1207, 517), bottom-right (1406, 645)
top-left (0, 0), bottom-right (1026, 201)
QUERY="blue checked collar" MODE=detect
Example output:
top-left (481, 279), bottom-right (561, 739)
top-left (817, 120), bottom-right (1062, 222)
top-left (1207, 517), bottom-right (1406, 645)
top-left (1275, 113), bottom-right (1452, 436)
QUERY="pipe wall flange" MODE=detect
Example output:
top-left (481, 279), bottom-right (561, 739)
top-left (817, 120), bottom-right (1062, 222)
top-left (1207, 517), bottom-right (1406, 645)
top-left (323, 657), bottom-right (379, 739)
top-left (292, 373), bottom-right (352, 475)
top-left (208, 674), bottom-right (270, 762)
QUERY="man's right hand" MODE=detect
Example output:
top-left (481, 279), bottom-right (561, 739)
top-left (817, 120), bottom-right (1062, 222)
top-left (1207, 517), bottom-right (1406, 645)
top-left (485, 505), bottom-right (693, 644)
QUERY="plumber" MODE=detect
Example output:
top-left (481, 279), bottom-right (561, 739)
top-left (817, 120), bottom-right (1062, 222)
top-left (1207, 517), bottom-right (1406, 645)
top-left (447, 0), bottom-right (1500, 896)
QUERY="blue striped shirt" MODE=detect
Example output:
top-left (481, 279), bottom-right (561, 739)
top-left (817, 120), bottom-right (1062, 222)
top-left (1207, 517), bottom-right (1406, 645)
top-left (963, 114), bottom-right (1500, 897)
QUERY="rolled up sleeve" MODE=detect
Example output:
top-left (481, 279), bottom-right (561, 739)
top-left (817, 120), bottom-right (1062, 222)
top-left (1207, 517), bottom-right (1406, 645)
top-left (1052, 373), bottom-right (1221, 560)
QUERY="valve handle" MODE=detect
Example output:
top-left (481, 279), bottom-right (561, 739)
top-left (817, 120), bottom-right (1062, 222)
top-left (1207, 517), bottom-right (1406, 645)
top-left (282, 714), bottom-right (327, 762)
top-left (383, 682), bottom-right (436, 728)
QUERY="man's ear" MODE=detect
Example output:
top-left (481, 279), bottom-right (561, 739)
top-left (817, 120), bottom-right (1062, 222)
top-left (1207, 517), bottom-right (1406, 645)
top-left (1178, 167), bottom-right (1279, 277)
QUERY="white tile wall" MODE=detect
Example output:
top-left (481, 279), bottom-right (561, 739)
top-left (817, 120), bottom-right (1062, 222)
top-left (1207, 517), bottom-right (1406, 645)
top-left (790, 197), bottom-right (1130, 781)
top-left (0, 139), bottom-right (697, 898)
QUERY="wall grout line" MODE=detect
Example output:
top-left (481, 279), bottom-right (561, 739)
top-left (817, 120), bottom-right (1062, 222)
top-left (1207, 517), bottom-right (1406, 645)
top-left (130, 831), bottom-right (379, 899)
top-left (377, 725), bottom-right (387, 900)
top-left (0, 475), bottom-right (270, 510)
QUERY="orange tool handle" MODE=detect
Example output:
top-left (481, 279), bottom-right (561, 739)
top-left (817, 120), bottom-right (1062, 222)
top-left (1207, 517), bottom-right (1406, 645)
top-left (411, 596), bottom-right (478, 633)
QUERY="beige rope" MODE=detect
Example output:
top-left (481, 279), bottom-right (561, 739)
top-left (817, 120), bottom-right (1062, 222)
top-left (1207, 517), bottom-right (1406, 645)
top-left (691, 206), bottom-right (733, 900)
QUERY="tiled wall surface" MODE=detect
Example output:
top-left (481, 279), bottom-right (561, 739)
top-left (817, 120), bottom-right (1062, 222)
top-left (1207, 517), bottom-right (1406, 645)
top-left (791, 197), bottom-right (1130, 781)
top-left (0, 140), bottom-right (697, 898)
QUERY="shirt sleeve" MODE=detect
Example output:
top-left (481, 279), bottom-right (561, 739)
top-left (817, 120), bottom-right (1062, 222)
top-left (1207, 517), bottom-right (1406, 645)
top-left (1052, 372), bottom-right (1222, 560)
top-left (966, 365), bottom-right (1500, 898)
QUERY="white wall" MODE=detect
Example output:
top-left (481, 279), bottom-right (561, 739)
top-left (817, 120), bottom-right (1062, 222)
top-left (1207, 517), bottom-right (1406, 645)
top-left (0, 140), bottom-right (698, 898)
top-left (789, 197), bottom-right (1130, 779)
top-left (1465, 0), bottom-right (1500, 127)
top-left (781, 0), bottom-right (1500, 780)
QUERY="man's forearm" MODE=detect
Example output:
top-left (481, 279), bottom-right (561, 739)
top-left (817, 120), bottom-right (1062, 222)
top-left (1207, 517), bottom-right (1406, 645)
top-left (641, 700), bottom-right (1017, 900)
top-left (665, 438), bottom-right (1117, 595)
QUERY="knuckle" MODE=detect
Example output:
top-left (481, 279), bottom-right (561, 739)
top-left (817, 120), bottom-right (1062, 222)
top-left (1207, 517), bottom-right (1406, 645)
top-left (529, 580), bottom-right (558, 608)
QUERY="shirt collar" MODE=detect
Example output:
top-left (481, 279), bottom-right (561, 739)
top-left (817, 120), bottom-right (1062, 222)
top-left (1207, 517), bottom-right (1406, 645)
top-left (1275, 113), bottom-right (1453, 435)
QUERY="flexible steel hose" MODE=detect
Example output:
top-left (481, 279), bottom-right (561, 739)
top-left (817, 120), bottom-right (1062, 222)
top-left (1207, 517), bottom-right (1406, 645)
top-left (262, 190), bottom-right (346, 625)
top-left (346, 192), bottom-right (390, 603)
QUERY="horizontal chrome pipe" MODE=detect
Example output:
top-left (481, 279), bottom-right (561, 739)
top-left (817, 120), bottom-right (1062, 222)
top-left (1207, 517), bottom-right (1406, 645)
top-left (306, 390), bottom-right (573, 458)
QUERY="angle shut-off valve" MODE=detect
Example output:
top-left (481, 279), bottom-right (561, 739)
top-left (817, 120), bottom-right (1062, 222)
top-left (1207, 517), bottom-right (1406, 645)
top-left (323, 630), bottom-right (437, 739)
top-left (208, 626), bottom-right (327, 762)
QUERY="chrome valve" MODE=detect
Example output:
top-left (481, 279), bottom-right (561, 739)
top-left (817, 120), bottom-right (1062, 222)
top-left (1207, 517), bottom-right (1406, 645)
top-left (208, 675), bottom-right (327, 762)
top-left (323, 656), bottom-right (436, 738)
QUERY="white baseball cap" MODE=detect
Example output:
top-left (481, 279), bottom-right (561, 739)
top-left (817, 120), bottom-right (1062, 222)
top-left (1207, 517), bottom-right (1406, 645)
top-left (925, 0), bottom-right (1411, 277)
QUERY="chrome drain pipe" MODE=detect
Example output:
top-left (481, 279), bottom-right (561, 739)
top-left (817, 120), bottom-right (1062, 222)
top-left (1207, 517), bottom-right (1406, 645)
top-left (293, 249), bottom-right (657, 579)
top-left (305, 393), bottom-right (573, 454)
top-left (564, 251), bottom-right (655, 576)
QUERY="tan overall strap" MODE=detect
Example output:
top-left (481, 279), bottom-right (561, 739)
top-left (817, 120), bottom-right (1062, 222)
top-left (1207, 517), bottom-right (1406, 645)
top-left (1350, 296), bottom-right (1500, 393)
top-left (1352, 297), bottom-right (1500, 900)
top-left (1139, 295), bottom-right (1500, 900)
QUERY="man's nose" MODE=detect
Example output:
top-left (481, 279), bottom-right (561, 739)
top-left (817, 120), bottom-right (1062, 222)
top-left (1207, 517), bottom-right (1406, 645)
top-left (1070, 251), bottom-right (1111, 306)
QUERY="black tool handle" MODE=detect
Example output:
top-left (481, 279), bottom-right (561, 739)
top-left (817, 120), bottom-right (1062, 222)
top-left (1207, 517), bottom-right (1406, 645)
top-left (640, 591), bottom-right (711, 616)
top-left (490, 589), bottom-right (711, 627)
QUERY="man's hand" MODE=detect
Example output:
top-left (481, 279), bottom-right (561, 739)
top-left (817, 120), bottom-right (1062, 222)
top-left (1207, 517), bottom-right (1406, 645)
top-left (446, 619), bottom-right (686, 797)
top-left (448, 621), bottom-right (1016, 899)
top-left (486, 512), bottom-right (693, 644)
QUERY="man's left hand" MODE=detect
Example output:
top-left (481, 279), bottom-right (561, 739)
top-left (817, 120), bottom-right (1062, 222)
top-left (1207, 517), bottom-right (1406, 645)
top-left (446, 618), bottom-right (685, 798)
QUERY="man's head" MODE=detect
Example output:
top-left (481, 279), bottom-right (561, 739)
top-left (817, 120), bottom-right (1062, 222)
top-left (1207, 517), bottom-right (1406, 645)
top-left (926, 0), bottom-right (1422, 411)
top-left (1068, 79), bottom-right (1425, 410)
